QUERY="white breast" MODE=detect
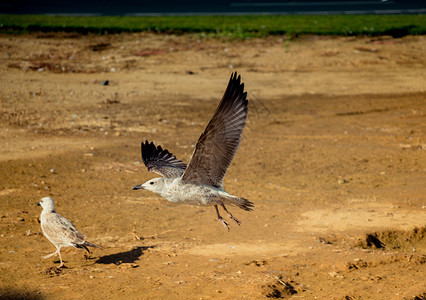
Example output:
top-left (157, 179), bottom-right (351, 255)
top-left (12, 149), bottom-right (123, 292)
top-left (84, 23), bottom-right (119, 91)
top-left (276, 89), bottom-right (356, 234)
top-left (161, 178), bottom-right (220, 206)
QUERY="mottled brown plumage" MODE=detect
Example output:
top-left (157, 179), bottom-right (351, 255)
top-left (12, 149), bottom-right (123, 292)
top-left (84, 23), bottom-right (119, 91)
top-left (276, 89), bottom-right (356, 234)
top-left (182, 72), bottom-right (248, 188)
top-left (133, 72), bottom-right (253, 229)
top-left (38, 197), bottom-right (100, 267)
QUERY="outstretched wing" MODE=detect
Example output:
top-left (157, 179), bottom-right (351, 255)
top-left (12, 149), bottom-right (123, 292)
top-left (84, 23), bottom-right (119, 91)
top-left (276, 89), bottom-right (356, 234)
top-left (141, 140), bottom-right (187, 178)
top-left (182, 72), bottom-right (248, 187)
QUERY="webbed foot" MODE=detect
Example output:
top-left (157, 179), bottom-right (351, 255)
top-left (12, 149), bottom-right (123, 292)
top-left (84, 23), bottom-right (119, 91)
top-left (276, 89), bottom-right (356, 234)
top-left (218, 217), bottom-right (230, 230)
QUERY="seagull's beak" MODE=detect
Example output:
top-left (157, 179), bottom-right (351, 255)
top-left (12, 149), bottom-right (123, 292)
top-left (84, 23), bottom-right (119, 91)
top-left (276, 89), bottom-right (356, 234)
top-left (132, 184), bottom-right (144, 190)
top-left (36, 202), bottom-right (41, 206)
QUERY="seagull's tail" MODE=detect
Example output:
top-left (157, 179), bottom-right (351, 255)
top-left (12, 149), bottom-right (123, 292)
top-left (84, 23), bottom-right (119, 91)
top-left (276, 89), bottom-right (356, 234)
top-left (83, 240), bottom-right (101, 249)
top-left (223, 195), bottom-right (254, 211)
top-left (236, 197), bottom-right (254, 211)
top-left (74, 241), bottom-right (101, 253)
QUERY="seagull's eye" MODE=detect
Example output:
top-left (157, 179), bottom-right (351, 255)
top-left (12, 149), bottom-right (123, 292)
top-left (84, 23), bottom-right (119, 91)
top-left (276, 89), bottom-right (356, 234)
top-left (150, 182), bottom-right (154, 185)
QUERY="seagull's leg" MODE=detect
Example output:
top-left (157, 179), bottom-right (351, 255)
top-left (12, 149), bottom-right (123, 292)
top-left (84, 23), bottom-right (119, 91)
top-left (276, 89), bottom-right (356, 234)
top-left (220, 203), bottom-right (241, 225)
top-left (57, 246), bottom-right (65, 268)
top-left (42, 249), bottom-right (58, 260)
top-left (214, 205), bottom-right (229, 230)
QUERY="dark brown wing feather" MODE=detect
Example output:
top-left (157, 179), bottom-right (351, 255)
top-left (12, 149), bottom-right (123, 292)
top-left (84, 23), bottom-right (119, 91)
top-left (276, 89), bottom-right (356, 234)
top-left (182, 72), bottom-right (248, 187)
top-left (141, 140), bottom-right (187, 178)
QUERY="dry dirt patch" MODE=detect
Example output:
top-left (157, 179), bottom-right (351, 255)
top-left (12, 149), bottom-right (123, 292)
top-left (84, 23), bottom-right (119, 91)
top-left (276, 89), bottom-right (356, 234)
top-left (0, 32), bottom-right (425, 299)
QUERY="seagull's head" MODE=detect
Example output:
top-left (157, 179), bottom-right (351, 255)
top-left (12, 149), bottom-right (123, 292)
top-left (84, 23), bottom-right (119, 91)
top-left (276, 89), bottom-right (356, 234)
top-left (37, 197), bottom-right (55, 211)
top-left (132, 177), bottom-right (165, 194)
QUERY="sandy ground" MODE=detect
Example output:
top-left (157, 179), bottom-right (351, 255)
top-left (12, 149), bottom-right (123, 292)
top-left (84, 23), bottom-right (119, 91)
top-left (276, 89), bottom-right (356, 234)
top-left (0, 32), bottom-right (425, 299)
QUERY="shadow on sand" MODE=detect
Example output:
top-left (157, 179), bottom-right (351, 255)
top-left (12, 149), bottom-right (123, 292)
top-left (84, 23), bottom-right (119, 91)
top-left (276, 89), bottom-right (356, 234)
top-left (95, 246), bottom-right (155, 264)
top-left (0, 288), bottom-right (44, 300)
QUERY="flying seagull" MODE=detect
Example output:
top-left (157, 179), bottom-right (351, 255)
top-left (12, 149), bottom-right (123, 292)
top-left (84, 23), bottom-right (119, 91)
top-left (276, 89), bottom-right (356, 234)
top-left (133, 72), bottom-right (254, 229)
top-left (37, 197), bottom-right (100, 267)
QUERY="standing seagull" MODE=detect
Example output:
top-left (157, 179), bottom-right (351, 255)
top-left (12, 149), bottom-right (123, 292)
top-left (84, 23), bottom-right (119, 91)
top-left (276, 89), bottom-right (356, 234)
top-left (37, 197), bottom-right (100, 267)
top-left (133, 72), bottom-right (254, 229)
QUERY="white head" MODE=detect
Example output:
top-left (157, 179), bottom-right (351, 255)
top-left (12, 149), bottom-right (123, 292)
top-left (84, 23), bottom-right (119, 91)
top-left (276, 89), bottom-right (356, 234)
top-left (37, 197), bottom-right (55, 211)
top-left (132, 177), bottom-right (166, 194)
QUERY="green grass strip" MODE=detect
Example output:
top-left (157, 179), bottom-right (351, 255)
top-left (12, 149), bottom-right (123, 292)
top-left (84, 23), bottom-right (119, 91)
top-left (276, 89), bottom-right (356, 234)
top-left (1, 14), bottom-right (425, 37)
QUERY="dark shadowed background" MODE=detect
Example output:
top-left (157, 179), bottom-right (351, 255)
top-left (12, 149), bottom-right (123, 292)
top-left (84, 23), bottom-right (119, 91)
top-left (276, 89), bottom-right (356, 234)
top-left (1, 0), bottom-right (425, 15)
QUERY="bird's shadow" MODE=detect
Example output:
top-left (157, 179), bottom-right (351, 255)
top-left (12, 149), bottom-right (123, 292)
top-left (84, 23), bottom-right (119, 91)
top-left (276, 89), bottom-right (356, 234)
top-left (95, 246), bottom-right (155, 264)
top-left (0, 288), bottom-right (43, 300)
